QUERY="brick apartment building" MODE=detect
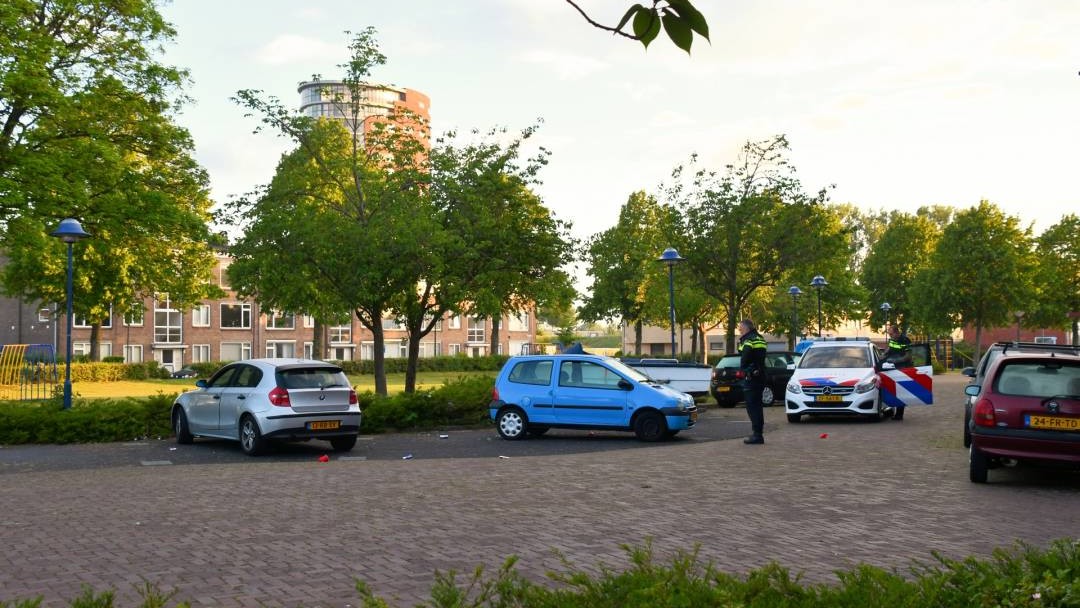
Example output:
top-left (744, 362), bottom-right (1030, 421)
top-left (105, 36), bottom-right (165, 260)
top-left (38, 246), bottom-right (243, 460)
top-left (0, 253), bottom-right (536, 373)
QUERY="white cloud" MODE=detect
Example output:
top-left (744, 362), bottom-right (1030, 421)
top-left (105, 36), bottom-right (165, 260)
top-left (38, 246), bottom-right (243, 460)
top-left (517, 49), bottom-right (610, 80)
top-left (252, 34), bottom-right (343, 66)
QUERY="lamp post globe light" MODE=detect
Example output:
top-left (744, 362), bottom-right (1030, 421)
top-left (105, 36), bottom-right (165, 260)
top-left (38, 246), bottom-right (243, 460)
top-left (788, 286), bottom-right (803, 344)
top-left (880, 302), bottom-right (892, 330)
top-left (1014, 310), bottom-right (1025, 342)
top-left (657, 248), bottom-right (684, 357)
top-left (810, 275), bottom-right (827, 338)
top-left (49, 218), bottom-right (90, 410)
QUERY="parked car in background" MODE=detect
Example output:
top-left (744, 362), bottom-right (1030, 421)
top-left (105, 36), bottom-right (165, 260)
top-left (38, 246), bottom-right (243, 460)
top-left (171, 367), bottom-right (198, 379)
top-left (962, 342), bottom-right (1080, 447)
top-left (965, 350), bottom-right (1080, 483)
top-left (172, 359), bottom-right (361, 456)
top-left (489, 354), bottom-right (697, 442)
top-left (710, 351), bottom-right (798, 407)
top-left (622, 358), bottom-right (712, 396)
top-left (785, 338), bottom-right (933, 423)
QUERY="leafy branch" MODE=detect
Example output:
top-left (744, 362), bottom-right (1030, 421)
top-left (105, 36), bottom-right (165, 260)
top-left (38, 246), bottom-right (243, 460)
top-left (565, 0), bottom-right (709, 53)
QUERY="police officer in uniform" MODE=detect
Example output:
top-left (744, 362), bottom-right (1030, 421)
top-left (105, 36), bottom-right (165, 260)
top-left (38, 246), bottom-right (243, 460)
top-left (738, 318), bottom-right (769, 444)
top-left (885, 324), bottom-right (912, 421)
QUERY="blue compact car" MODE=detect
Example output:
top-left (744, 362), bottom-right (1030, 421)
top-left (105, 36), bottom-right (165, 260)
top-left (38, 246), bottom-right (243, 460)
top-left (489, 354), bottom-right (698, 442)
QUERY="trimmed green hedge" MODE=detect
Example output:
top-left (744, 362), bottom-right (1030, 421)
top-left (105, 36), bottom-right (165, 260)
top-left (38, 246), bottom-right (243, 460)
top-left (0, 393), bottom-right (175, 444)
top-left (185, 356), bottom-right (508, 379)
top-left (4, 540), bottom-right (1077, 607)
top-left (358, 375), bottom-right (495, 433)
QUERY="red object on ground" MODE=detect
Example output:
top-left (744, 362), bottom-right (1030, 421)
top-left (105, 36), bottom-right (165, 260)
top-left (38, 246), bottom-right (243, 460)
top-left (318, 455), bottom-right (330, 463)
top-left (819, 433), bottom-right (828, 439)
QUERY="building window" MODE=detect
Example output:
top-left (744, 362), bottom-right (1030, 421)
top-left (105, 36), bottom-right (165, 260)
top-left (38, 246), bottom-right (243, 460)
top-left (330, 345), bottom-right (354, 360)
top-left (449, 344), bottom-right (462, 356)
top-left (419, 341), bottom-right (440, 358)
top-left (303, 315), bottom-right (315, 328)
top-left (508, 312), bottom-right (529, 332)
top-left (467, 317), bottom-right (485, 343)
top-left (74, 309), bottom-right (112, 328)
top-left (360, 342), bottom-right (375, 360)
top-left (37, 308), bottom-right (52, 323)
top-left (220, 303), bottom-right (251, 329)
top-left (73, 342), bottom-right (90, 357)
top-left (267, 312), bottom-right (295, 330)
top-left (220, 341), bottom-right (251, 361)
top-left (330, 325), bottom-right (352, 344)
top-left (265, 341), bottom-right (295, 358)
top-left (381, 316), bottom-right (406, 331)
top-left (191, 304), bottom-right (211, 327)
top-left (304, 342), bottom-right (314, 359)
top-left (154, 295), bottom-right (182, 344)
top-left (124, 307), bottom-right (144, 327)
top-left (449, 316), bottom-right (461, 329)
top-left (124, 344), bottom-right (143, 363)
top-left (218, 259), bottom-right (231, 289)
top-left (100, 342), bottom-right (113, 358)
top-left (192, 344), bottom-right (211, 363)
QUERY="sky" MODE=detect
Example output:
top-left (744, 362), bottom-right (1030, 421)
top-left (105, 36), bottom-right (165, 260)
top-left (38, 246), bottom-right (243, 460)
top-left (159, 0), bottom-right (1080, 251)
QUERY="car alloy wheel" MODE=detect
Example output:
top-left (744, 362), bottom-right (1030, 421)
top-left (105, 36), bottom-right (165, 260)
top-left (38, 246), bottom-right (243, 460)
top-left (239, 416), bottom-right (266, 456)
top-left (762, 386), bottom-right (775, 406)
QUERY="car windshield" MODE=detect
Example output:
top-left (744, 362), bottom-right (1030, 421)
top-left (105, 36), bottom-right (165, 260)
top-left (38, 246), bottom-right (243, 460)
top-left (715, 356), bottom-right (741, 369)
top-left (995, 361), bottom-right (1080, 397)
top-left (799, 346), bottom-right (872, 369)
top-left (603, 358), bottom-right (651, 382)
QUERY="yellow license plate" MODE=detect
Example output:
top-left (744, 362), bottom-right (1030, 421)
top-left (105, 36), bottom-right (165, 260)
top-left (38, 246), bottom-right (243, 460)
top-left (716, 386), bottom-right (731, 392)
top-left (308, 420), bottom-right (341, 431)
top-left (1026, 415), bottom-right (1080, 431)
top-left (815, 395), bottom-right (843, 403)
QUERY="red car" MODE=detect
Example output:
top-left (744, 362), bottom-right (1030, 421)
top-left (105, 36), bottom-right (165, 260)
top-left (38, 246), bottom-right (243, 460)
top-left (965, 349), bottom-right (1080, 483)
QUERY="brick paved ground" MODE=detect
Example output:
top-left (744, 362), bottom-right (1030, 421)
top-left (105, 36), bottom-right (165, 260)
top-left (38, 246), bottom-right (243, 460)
top-left (1, 374), bottom-right (1077, 606)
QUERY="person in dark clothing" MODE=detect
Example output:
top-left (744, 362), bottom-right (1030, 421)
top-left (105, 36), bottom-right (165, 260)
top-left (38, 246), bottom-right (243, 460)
top-left (738, 318), bottom-right (769, 444)
top-left (885, 324), bottom-right (912, 420)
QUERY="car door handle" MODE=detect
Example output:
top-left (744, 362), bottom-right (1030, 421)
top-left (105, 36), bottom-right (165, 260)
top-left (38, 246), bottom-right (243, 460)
top-left (237, 395), bottom-right (246, 400)
top-left (212, 395), bottom-right (220, 400)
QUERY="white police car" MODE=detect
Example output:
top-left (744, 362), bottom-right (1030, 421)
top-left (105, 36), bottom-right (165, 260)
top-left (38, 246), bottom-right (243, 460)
top-left (785, 338), bottom-right (934, 422)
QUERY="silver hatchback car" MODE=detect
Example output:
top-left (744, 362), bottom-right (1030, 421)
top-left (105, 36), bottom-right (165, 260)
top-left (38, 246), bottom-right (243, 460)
top-left (172, 359), bottom-right (362, 456)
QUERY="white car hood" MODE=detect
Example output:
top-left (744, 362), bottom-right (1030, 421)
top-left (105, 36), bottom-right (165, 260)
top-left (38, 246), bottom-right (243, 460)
top-left (790, 367), bottom-right (876, 389)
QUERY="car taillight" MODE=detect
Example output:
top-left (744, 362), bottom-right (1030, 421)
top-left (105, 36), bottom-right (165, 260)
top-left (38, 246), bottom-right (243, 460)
top-left (269, 386), bottom-right (291, 407)
top-left (712, 370), bottom-right (720, 380)
top-left (735, 370), bottom-right (745, 380)
top-left (492, 386), bottom-right (500, 401)
top-left (973, 398), bottom-right (995, 427)
top-left (348, 389), bottom-right (357, 405)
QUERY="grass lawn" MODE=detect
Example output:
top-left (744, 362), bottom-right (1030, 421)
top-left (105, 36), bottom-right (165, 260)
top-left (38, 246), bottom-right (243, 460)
top-left (69, 371), bottom-right (496, 399)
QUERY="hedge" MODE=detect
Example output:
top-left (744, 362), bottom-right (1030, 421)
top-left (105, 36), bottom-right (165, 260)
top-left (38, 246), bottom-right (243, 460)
top-left (357, 374), bottom-right (495, 433)
top-left (4, 539), bottom-right (1077, 607)
top-left (0, 393), bottom-right (175, 444)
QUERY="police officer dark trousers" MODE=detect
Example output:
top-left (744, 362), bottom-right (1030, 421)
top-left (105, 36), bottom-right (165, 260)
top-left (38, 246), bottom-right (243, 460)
top-left (738, 319), bottom-right (769, 444)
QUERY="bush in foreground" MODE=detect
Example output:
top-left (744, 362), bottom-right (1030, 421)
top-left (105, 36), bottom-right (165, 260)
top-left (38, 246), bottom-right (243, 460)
top-left (0, 393), bottom-right (175, 444)
top-left (358, 375), bottom-right (494, 433)
top-left (4, 539), bottom-right (1077, 607)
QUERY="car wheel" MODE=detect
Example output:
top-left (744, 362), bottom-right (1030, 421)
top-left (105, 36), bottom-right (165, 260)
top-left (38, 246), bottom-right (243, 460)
top-left (496, 407), bottom-right (527, 440)
top-left (762, 386), bottom-right (775, 406)
top-left (787, 413), bottom-right (802, 423)
top-left (527, 425), bottom-right (550, 437)
top-left (239, 415), bottom-right (266, 456)
top-left (173, 408), bottom-right (193, 445)
top-left (330, 435), bottom-right (357, 452)
top-left (969, 445), bottom-right (989, 483)
top-left (634, 411), bottom-right (667, 442)
top-left (963, 408), bottom-right (972, 448)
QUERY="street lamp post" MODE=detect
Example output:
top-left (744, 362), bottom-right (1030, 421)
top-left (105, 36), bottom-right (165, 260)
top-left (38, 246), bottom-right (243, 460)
top-left (657, 248), bottom-right (684, 357)
top-left (788, 286), bottom-right (803, 345)
top-left (1014, 310), bottom-right (1025, 342)
top-left (810, 275), bottom-right (827, 338)
top-left (49, 218), bottom-right (90, 410)
top-left (880, 302), bottom-right (892, 331)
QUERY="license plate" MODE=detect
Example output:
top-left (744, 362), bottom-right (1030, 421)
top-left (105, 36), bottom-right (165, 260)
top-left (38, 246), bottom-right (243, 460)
top-left (1025, 414), bottom-right (1080, 431)
top-left (815, 395), bottom-right (843, 403)
top-left (716, 386), bottom-right (731, 392)
top-left (308, 420), bottom-right (341, 431)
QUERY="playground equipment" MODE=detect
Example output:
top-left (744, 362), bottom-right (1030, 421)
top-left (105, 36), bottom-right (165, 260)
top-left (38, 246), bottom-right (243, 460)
top-left (0, 344), bottom-right (58, 401)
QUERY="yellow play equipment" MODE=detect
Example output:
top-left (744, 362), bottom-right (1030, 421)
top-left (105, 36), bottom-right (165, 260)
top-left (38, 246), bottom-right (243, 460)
top-left (0, 344), bottom-right (58, 401)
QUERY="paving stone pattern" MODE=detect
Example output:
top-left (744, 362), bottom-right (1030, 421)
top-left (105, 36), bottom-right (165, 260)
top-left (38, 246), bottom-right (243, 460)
top-left (1, 375), bottom-right (1077, 607)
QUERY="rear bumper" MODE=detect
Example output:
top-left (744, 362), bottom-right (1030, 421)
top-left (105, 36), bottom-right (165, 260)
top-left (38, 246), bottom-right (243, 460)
top-left (972, 427), bottom-right (1080, 464)
top-left (260, 411), bottom-right (362, 439)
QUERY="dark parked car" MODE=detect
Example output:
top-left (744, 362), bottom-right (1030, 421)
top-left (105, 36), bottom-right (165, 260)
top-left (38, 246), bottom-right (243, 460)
top-left (171, 367), bottom-right (198, 379)
top-left (710, 351), bottom-right (798, 407)
top-left (962, 342), bottom-right (1080, 447)
top-left (965, 349), bottom-right (1080, 483)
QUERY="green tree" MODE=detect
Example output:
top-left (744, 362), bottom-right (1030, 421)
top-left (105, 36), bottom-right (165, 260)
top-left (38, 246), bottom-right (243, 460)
top-left (1028, 214), bottom-right (1080, 345)
top-left (672, 136), bottom-right (848, 352)
top-left (580, 191), bottom-right (675, 355)
top-left (860, 212), bottom-right (942, 332)
top-left (910, 200), bottom-right (1036, 359)
top-left (567, 0), bottom-right (709, 53)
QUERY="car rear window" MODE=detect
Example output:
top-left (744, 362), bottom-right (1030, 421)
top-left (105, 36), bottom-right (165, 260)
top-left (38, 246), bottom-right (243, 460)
top-left (277, 367), bottom-right (348, 389)
top-left (995, 361), bottom-right (1080, 397)
top-left (715, 356), bottom-right (741, 369)
top-left (799, 346), bottom-right (872, 369)
top-left (508, 360), bottom-right (554, 386)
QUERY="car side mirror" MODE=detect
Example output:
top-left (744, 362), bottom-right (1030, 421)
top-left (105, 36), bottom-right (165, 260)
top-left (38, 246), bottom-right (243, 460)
top-left (964, 385), bottom-right (980, 397)
top-left (961, 367), bottom-right (975, 378)
top-left (881, 362), bottom-right (896, 371)
top-left (196, 379), bottom-right (208, 389)
top-left (618, 379), bottom-right (634, 391)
